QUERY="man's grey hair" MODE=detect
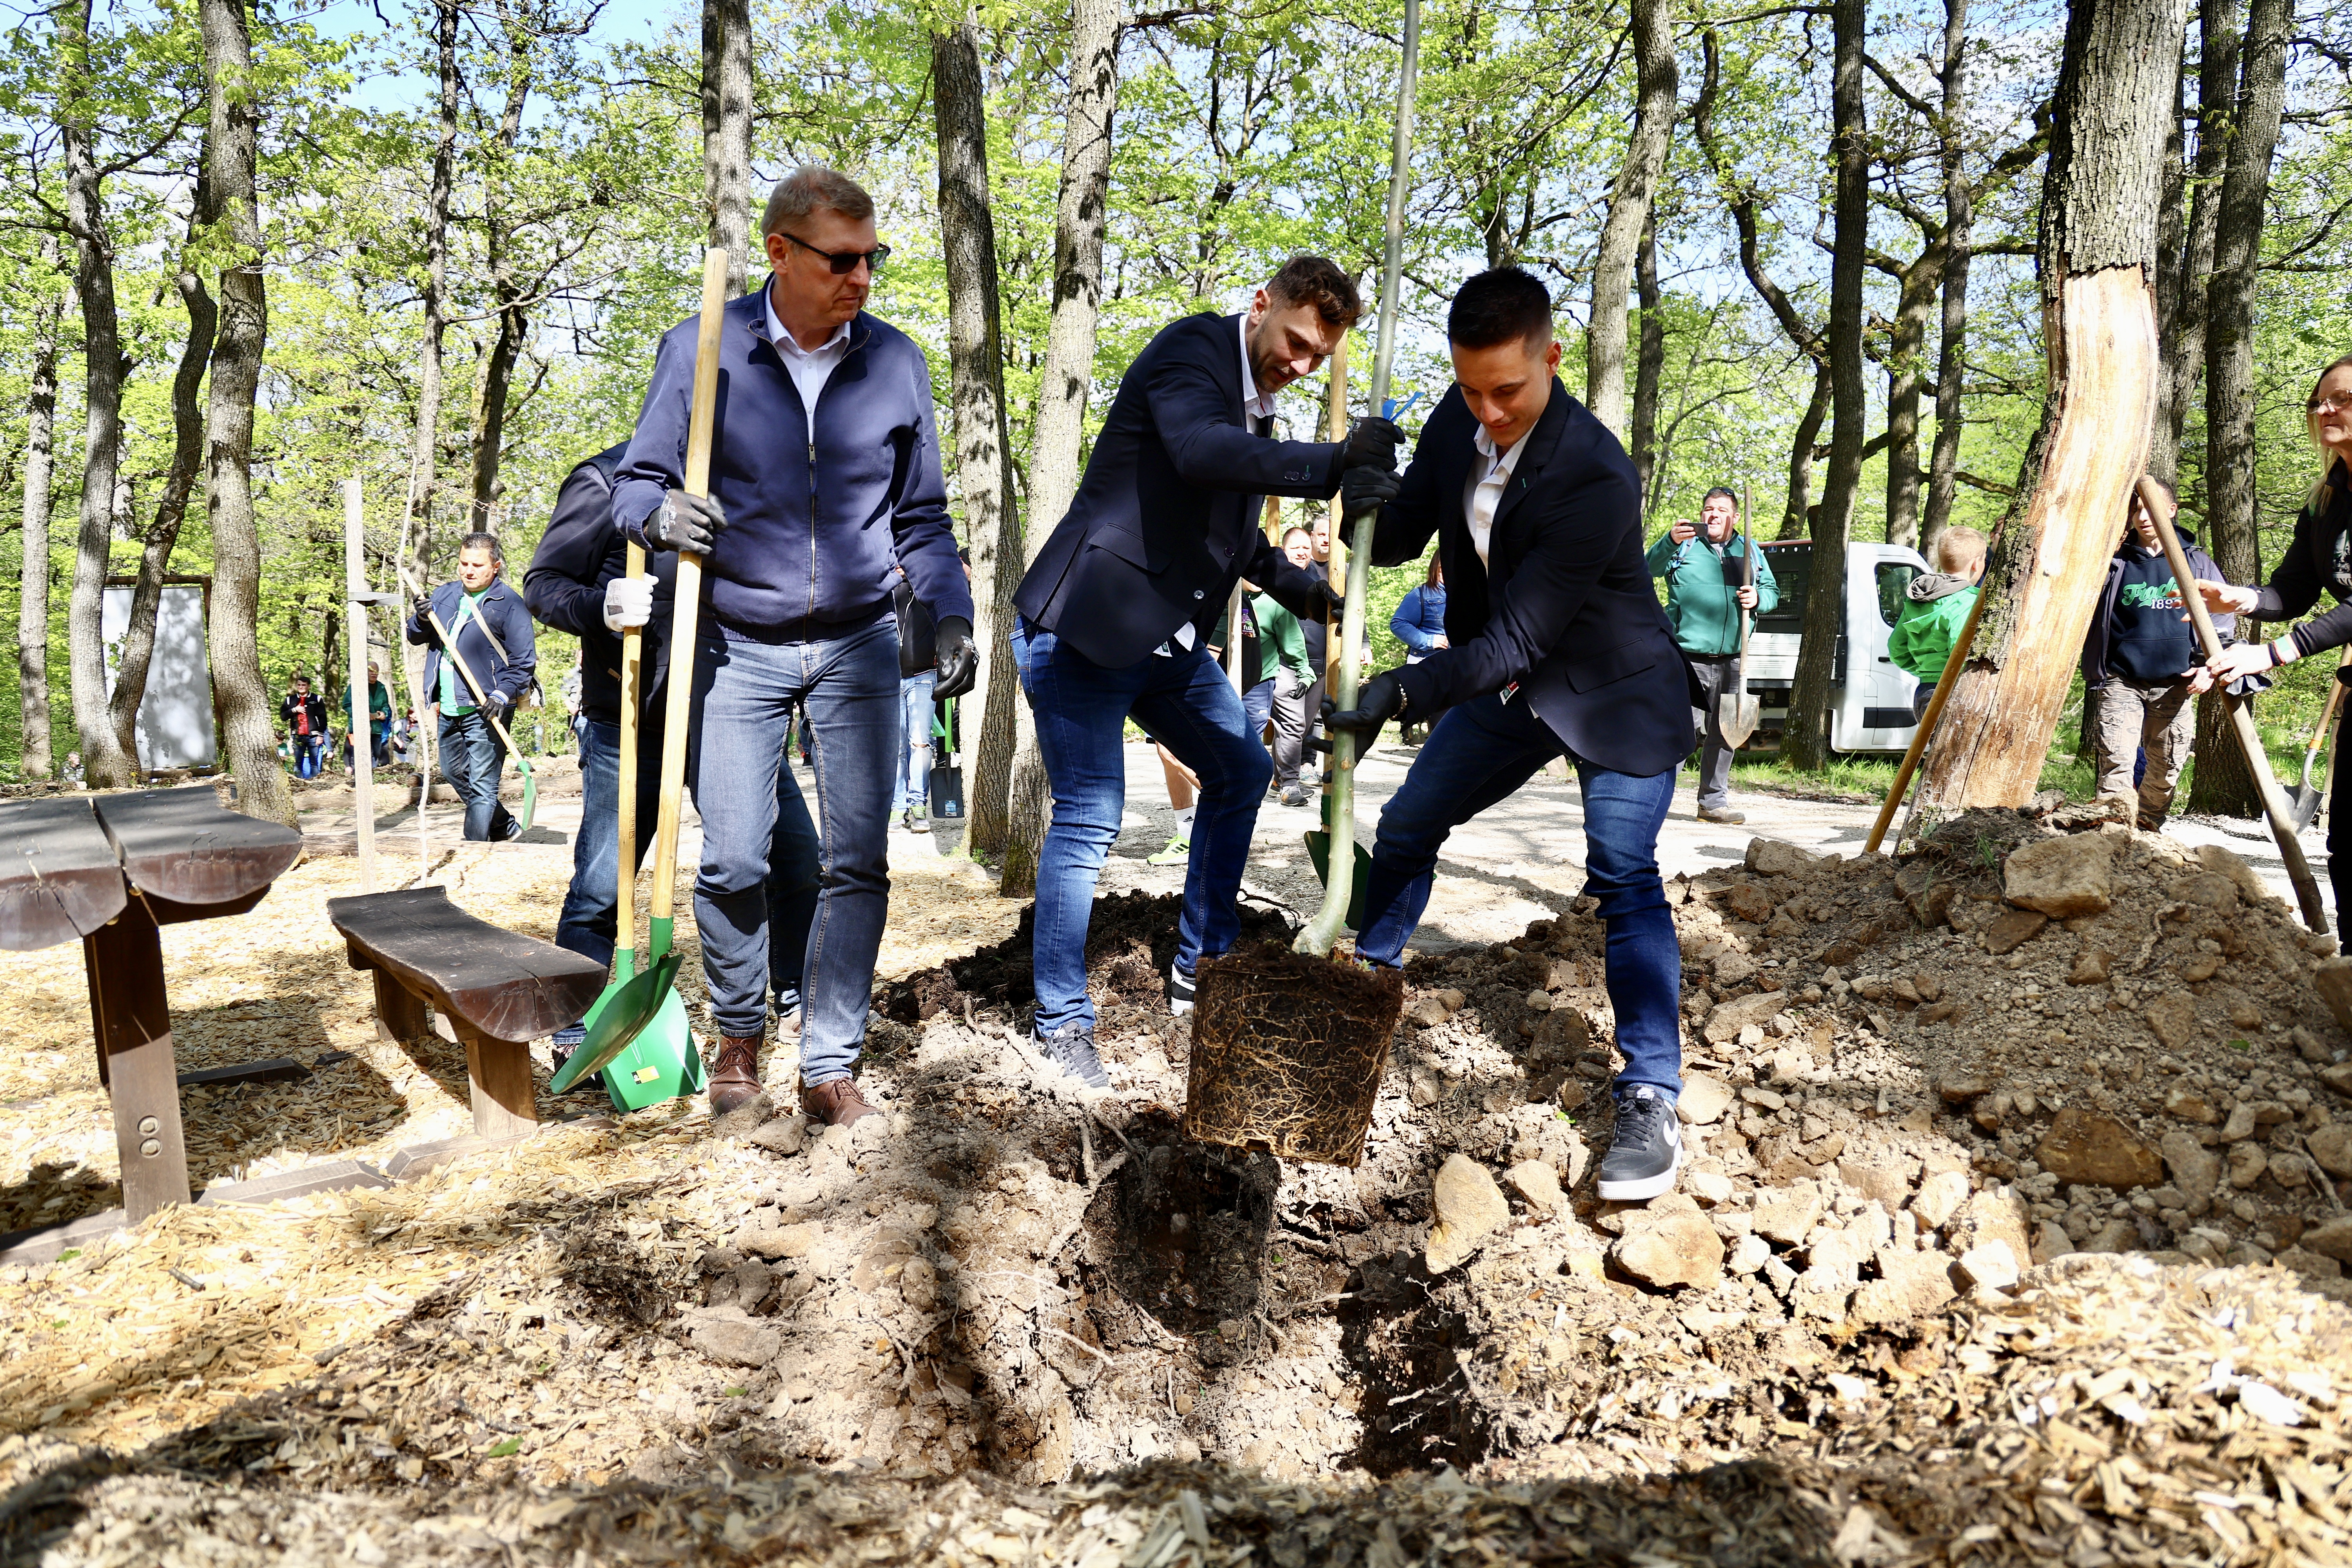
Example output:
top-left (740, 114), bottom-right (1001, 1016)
top-left (459, 530), bottom-right (503, 564)
top-left (761, 167), bottom-right (875, 237)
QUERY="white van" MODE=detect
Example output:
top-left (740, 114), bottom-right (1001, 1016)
top-left (1738, 539), bottom-right (1931, 755)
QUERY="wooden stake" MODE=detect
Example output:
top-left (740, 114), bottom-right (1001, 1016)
top-left (342, 479), bottom-right (376, 891)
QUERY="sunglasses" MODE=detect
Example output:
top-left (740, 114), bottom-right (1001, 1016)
top-left (780, 230), bottom-right (891, 275)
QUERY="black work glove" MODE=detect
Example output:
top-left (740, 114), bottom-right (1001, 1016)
top-left (1321, 671), bottom-right (1405, 748)
top-left (1300, 577), bottom-right (1346, 624)
top-left (1341, 463), bottom-right (1401, 521)
top-left (646, 490), bottom-right (727, 555)
top-left (481, 689), bottom-right (512, 721)
top-left (1338, 416), bottom-right (1404, 473)
top-left (934, 616), bottom-right (977, 700)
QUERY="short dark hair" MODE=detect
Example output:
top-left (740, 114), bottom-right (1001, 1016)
top-left (293, 674), bottom-right (310, 686)
top-left (1265, 256), bottom-right (1363, 329)
top-left (459, 531), bottom-right (503, 564)
top-left (1447, 267), bottom-right (1554, 350)
top-left (1702, 486), bottom-right (1740, 512)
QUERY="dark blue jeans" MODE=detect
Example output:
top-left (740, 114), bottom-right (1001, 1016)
top-left (1356, 691), bottom-right (1683, 1100)
top-left (1015, 619), bottom-right (1272, 1036)
top-left (437, 708), bottom-right (515, 841)
top-left (897, 671), bottom-right (937, 813)
top-left (688, 618), bottom-right (898, 1081)
top-left (558, 715), bottom-right (816, 1011)
top-left (293, 735), bottom-right (325, 779)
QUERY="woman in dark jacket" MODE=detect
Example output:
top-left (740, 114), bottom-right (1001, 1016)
top-left (1389, 557), bottom-right (1446, 743)
top-left (2199, 352), bottom-right (2352, 911)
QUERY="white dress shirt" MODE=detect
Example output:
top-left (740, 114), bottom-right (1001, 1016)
top-left (766, 283), bottom-right (853, 416)
top-left (1463, 422), bottom-right (1532, 568)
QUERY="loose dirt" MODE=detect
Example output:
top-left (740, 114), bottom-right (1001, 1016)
top-left (6, 799), bottom-right (2352, 1565)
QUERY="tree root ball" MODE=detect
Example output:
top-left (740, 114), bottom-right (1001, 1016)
top-left (1183, 942), bottom-right (1405, 1166)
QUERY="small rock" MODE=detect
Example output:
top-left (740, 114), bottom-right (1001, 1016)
top-left (1702, 991), bottom-right (1787, 1045)
top-left (2082, 1219), bottom-right (2138, 1254)
top-left (1895, 860), bottom-right (1958, 927)
top-left (2068, 947), bottom-right (2114, 985)
top-left (1687, 1168), bottom-right (1735, 1205)
top-left (1746, 838), bottom-right (1827, 877)
top-left (1726, 1233), bottom-right (1772, 1274)
top-left (1524, 988), bottom-right (1554, 1013)
top-left (2308, 1123), bottom-right (2352, 1178)
top-left (1984, 909), bottom-right (2050, 955)
top-left (1852, 1250), bottom-right (1958, 1325)
top-left (1555, 1078), bottom-right (1589, 1113)
top-left (2315, 959), bottom-right (2352, 1039)
top-left (899, 1255), bottom-right (939, 1311)
top-left (690, 1313), bottom-right (782, 1368)
top-left (2030, 1220), bottom-right (2075, 1266)
top-left (748, 1114), bottom-right (808, 1157)
top-left (1752, 1180), bottom-right (1825, 1246)
top-left (1504, 1160), bottom-right (1564, 1213)
top-left (737, 1223), bottom-right (817, 1260)
top-left (1954, 1241), bottom-right (2020, 1292)
top-left (2194, 843), bottom-right (2269, 905)
top-left (2180, 953), bottom-right (2223, 984)
top-left (2165, 1086), bottom-right (2220, 1124)
top-left (1722, 882), bottom-right (1776, 925)
top-left (1937, 1071), bottom-right (1992, 1105)
top-left (1835, 1157), bottom-right (1911, 1208)
top-left (2169, 872), bottom-right (2240, 911)
top-left (2278, 1247), bottom-right (2344, 1280)
top-left (2036, 1107), bottom-right (2163, 1189)
top-left (2160, 1131), bottom-right (2222, 1207)
top-left (1910, 1169), bottom-right (1969, 1231)
top-left (2225, 1141), bottom-right (2268, 1190)
top-left (1677, 1073), bottom-right (1733, 1126)
top-left (2301, 1216), bottom-right (2352, 1265)
top-left (2003, 833), bottom-right (2117, 917)
top-left (2229, 1000), bottom-right (2262, 1030)
top-left (1406, 995), bottom-right (1449, 1028)
top-left (2219, 1103), bottom-right (2262, 1143)
top-left (1425, 1154), bottom-right (1510, 1273)
top-left (1611, 1210), bottom-right (1725, 1290)
top-left (2144, 993), bottom-right (2198, 1052)
top-left (2323, 1063), bottom-right (2352, 1098)
top-left (1435, 989), bottom-right (1466, 1013)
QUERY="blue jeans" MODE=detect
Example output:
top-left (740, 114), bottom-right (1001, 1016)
top-left (1356, 691), bottom-right (1682, 1100)
top-left (293, 735), bottom-right (325, 779)
top-left (897, 671), bottom-right (937, 813)
top-left (437, 708), bottom-right (515, 841)
top-left (1243, 677), bottom-right (1273, 744)
top-left (688, 617), bottom-right (898, 1082)
top-left (558, 715), bottom-right (817, 1012)
top-left (1015, 619), bottom-right (1272, 1036)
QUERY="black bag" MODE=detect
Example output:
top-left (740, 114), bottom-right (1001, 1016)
top-left (894, 581), bottom-right (938, 677)
top-left (929, 760), bottom-right (965, 820)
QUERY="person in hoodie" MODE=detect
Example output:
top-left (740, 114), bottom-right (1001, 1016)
top-left (2080, 477), bottom-right (2236, 831)
top-left (1888, 526), bottom-right (1986, 720)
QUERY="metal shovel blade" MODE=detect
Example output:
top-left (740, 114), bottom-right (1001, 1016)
top-left (2292, 779), bottom-right (2325, 832)
top-left (1717, 691), bottom-right (1761, 751)
top-left (551, 947), bottom-right (686, 1092)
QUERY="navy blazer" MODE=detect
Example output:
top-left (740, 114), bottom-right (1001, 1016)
top-left (1370, 381), bottom-right (1694, 778)
top-left (405, 577), bottom-right (538, 711)
top-left (1015, 312), bottom-right (1344, 668)
top-left (522, 443), bottom-right (681, 727)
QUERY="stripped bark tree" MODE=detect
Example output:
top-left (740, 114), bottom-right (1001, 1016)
top-left (1922, 0), bottom-right (1971, 558)
top-left (468, 18), bottom-right (533, 530)
top-left (995, 0), bottom-right (1123, 895)
top-left (2186, 0), bottom-right (2288, 820)
top-left (14, 257), bottom-right (65, 780)
top-left (200, 0), bottom-right (289, 824)
top-left (1782, 0), bottom-right (1869, 773)
top-left (2149, 0), bottom-right (2241, 485)
top-left (1585, 0), bottom-right (1677, 441)
top-left (702, 0), bottom-right (753, 294)
top-left (1630, 211), bottom-right (1664, 499)
top-left (1919, 0), bottom-right (2181, 811)
top-left (404, 0), bottom-right (459, 594)
top-left (931, 17), bottom-right (1024, 866)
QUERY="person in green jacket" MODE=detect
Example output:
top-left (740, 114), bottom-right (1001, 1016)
top-left (1646, 488), bottom-right (1779, 824)
top-left (1888, 526), bottom-right (1986, 720)
top-left (1250, 588), bottom-right (1316, 805)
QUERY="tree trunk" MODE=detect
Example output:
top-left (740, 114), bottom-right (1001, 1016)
top-left (1920, 0), bottom-right (2179, 811)
top-left (2153, 0), bottom-right (2240, 486)
top-left (1584, 0), bottom-right (1678, 439)
top-left (1784, 0), bottom-right (1868, 772)
top-left (106, 199), bottom-right (219, 759)
top-left (15, 261), bottom-right (64, 780)
top-left (2187, 0), bottom-right (2286, 820)
top-left (1782, 359), bottom-right (1831, 541)
top-left (200, 0), bottom-right (289, 825)
top-left (470, 38), bottom-right (531, 530)
top-left (701, 0), bottom-right (753, 294)
top-left (1922, 0), bottom-right (1971, 561)
top-left (1001, 0), bottom-right (1122, 898)
top-left (405, 0), bottom-right (459, 592)
top-left (931, 20), bottom-right (1024, 866)
top-left (1882, 245), bottom-right (1941, 552)
top-left (1630, 210), bottom-right (1664, 505)
top-left (61, 0), bottom-right (137, 790)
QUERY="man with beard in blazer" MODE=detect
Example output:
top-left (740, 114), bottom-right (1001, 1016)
top-left (1325, 266), bottom-right (1696, 1201)
top-left (1012, 254), bottom-right (1403, 1090)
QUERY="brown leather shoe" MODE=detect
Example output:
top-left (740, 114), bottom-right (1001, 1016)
top-left (709, 1034), bottom-right (763, 1116)
top-left (800, 1075), bottom-right (876, 1128)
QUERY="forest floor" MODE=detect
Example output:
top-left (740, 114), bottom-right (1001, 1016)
top-left (4, 740), bottom-right (2352, 1566)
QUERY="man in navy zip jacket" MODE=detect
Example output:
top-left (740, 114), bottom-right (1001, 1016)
top-left (613, 167), bottom-right (976, 1126)
top-left (1324, 267), bottom-right (1695, 1202)
top-left (406, 532), bottom-right (537, 841)
top-left (521, 445), bottom-right (818, 1077)
top-left (1011, 255), bottom-right (1401, 1089)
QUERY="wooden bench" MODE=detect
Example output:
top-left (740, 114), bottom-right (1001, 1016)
top-left (0, 787), bottom-right (303, 1229)
top-left (327, 887), bottom-right (606, 1142)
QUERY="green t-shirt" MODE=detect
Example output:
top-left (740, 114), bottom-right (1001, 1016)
top-left (438, 589), bottom-right (489, 714)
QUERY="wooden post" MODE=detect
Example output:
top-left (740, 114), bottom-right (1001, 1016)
top-left (85, 897), bottom-right (192, 1221)
top-left (343, 479), bottom-right (376, 891)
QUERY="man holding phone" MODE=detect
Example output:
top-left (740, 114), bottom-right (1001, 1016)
top-left (1646, 488), bottom-right (1776, 825)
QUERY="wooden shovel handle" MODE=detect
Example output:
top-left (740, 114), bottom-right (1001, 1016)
top-left (649, 248), bottom-right (733, 929)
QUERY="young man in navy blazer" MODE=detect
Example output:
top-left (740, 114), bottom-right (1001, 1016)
top-left (1325, 267), bottom-right (1694, 1200)
top-left (1012, 256), bottom-right (1402, 1088)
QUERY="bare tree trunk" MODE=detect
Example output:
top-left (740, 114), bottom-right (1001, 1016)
top-left (1920, 0), bottom-right (2179, 811)
top-left (60, 0), bottom-right (138, 790)
top-left (1882, 246), bottom-right (1941, 552)
top-left (15, 261), bottom-right (64, 780)
top-left (1783, 359), bottom-right (1831, 540)
top-left (701, 0), bottom-right (753, 295)
top-left (105, 200), bottom-right (218, 760)
top-left (931, 19), bottom-right (1024, 866)
top-left (200, 0), bottom-right (289, 825)
top-left (2147, 50), bottom-right (2188, 485)
top-left (1784, 0), bottom-right (1868, 772)
top-left (1630, 210), bottom-right (1664, 503)
top-left (470, 36), bottom-right (531, 530)
top-left (1585, 0), bottom-right (1678, 439)
top-left (405, 0), bottom-right (459, 593)
top-left (1000, 0), bottom-right (1122, 898)
top-left (2153, 0), bottom-right (2240, 487)
top-left (1922, 0), bottom-right (1971, 561)
top-left (2187, 0), bottom-right (2286, 820)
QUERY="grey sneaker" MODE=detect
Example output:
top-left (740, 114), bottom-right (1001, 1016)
top-left (1596, 1087), bottom-right (1683, 1201)
top-left (1036, 1021), bottom-right (1109, 1089)
top-left (1167, 963), bottom-right (1195, 1017)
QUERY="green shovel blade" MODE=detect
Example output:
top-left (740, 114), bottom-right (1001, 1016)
top-left (1304, 829), bottom-right (1374, 931)
top-left (515, 760), bottom-right (536, 833)
top-left (551, 948), bottom-right (685, 1093)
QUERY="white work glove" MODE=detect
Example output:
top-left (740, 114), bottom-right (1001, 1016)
top-left (603, 575), bottom-right (653, 634)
